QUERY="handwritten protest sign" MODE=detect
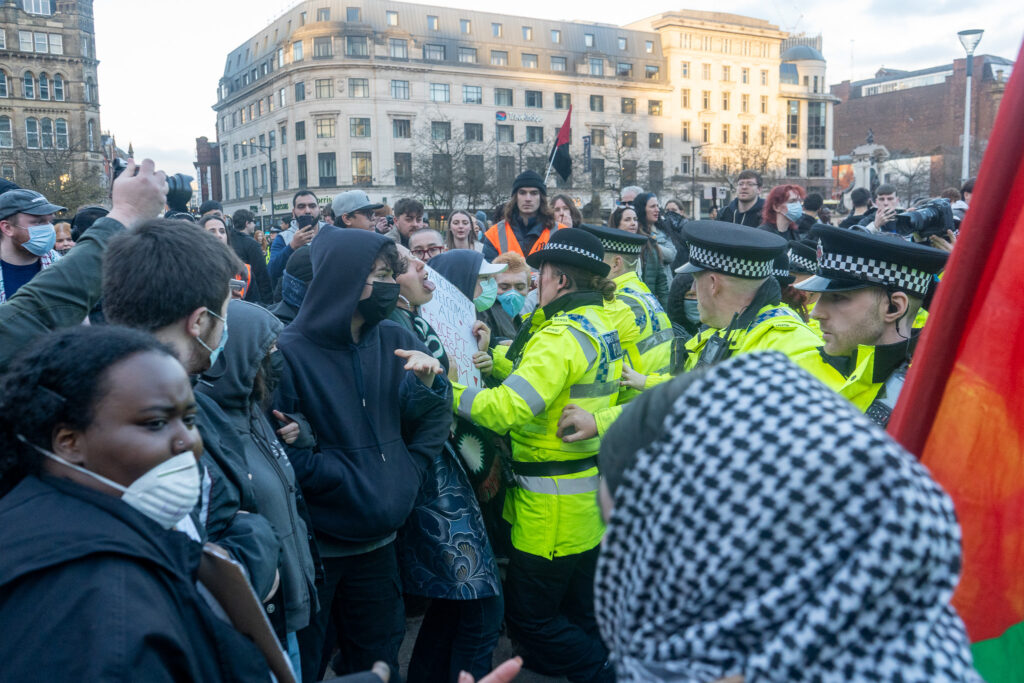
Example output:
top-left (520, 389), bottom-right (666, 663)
top-left (421, 266), bottom-right (483, 388)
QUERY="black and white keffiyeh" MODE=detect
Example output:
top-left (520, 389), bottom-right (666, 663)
top-left (596, 351), bottom-right (979, 682)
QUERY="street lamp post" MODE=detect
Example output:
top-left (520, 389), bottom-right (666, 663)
top-left (957, 29), bottom-right (983, 184)
top-left (243, 141), bottom-right (276, 228)
top-left (691, 144), bottom-right (706, 220)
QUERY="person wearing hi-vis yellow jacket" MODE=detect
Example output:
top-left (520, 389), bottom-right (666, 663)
top-left (453, 229), bottom-right (620, 683)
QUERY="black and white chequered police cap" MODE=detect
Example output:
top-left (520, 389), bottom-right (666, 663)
top-left (677, 221), bottom-right (787, 280)
top-left (579, 223), bottom-right (647, 256)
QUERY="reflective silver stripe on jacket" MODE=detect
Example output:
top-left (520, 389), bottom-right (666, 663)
top-left (504, 374), bottom-right (547, 416)
top-left (457, 387), bottom-right (481, 420)
top-left (515, 474), bottom-right (600, 495)
top-left (566, 326), bottom-right (598, 370)
top-left (635, 328), bottom-right (675, 355)
top-left (497, 223), bottom-right (509, 253)
top-left (569, 380), bottom-right (620, 399)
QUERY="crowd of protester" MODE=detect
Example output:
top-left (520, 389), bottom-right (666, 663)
top-left (0, 160), bottom-right (982, 683)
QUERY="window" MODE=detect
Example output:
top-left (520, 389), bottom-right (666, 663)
top-left (496, 124), bottom-right (513, 142)
top-left (316, 118), bottom-right (336, 138)
top-left (25, 118), bottom-right (39, 148)
top-left (269, 130), bottom-right (276, 149)
top-left (584, 33), bottom-right (595, 48)
top-left (466, 155), bottom-right (484, 181)
top-left (760, 95), bottom-right (768, 114)
top-left (0, 117), bottom-right (11, 148)
top-left (346, 36), bottom-right (368, 57)
top-left (424, 44), bottom-right (445, 61)
top-left (722, 92), bottom-right (730, 111)
top-left (786, 158), bottom-right (800, 177)
top-left (787, 100), bottom-right (800, 148)
top-left (722, 65), bottom-right (731, 81)
top-left (645, 40), bottom-right (654, 54)
top-left (433, 154), bottom-right (453, 184)
top-left (618, 37), bottom-right (627, 50)
top-left (681, 61), bottom-right (690, 78)
top-left (551, 29), bottom-right (561, 44)
top-left (317, 7), bottom-right (330, 21)
top-left (427, 15), bottom-right (439, 30)
top-left (680, 155), bottom-right (691, 176)
top-left (495, 88), bottom-right (513, 106)
top-left (807, 102), bottom-right (826, 149)
top-left (586, 128), bottom-right (604, 147)
top-left (808, 159), bottom-right (826, 177)
top-left (293, 41), bottom-right (303, 61)
top-left (391, 80), bottom-right (409, 99)
top-left (295, 81), bottom-right (306, 101)
top-left (701, 158), bottom-right (711, 175)
top-left (490, 50), bottom-right (508, 66)
top-left (463, 85), bottom-right (482, 104)
top-left (0, 32), bottom-right (4, 51)
top-left (270, 161), bottom-right (278, 192)
top-left (622, 131), bottom-right (637, 148)
top-left (281, 124), bottom-right (287, 144)
top-left (38, 73), bottom-right (49, 100)
top-left (297, 154), bottom-right (307, 187)
top-left (34, 32), bottom-right (47, 53)
top-left (742, 67), bottom-right (750, 84)
top-left (760, 125), bottom-right (769, 145)
top-left (589, 58), bottom-right (604, 76)
top-left (458, 47), bottom-right (477, 64)
top-left (431, 121), bottom-right (451, 141)
top-left (681, 88), bottom-right (690, 108)
top-left (645, 65), bottom-right (660, 80)
top-left (278, 86), bottom-right (287, 107)
top-left (621, 97), bottom-right (636, 114)
top-left (233, 144), bottom-right (240, 160)
top-left (350, 117), bottom-right (370, 137)
top-left (702, 63), bottom-right (711, 80)
top-left (260, 165), bottom-right (267, 191)
top-left (394, 153), bottom-right (412, 186)
top-left (702, 122), bottom-right (711, 143)
top-left (701, 90), bottom-right (710, 110)
top-left (313, 36), bottom-right (332, 58)
top-left (282, 159), bottom-right (289, 189)
top-left (349, 78), bottom-right (369, 97)
top-left (526, 126), bottom-right (543, 143)
top-left (345, 6), bottom-right (360, 21)
top-left (590, 158), bottom-right (604, 187)
top-left (621, 160), bottom-right (637, 186)
top-left (648, 100), bottom-right (662, 116)
top-left (460, 19), bottom-right (471, 34)
top-left (522, 26), bottom-right (532, 40)
top-left (295, 120), bottom-right (306, 140)
top-left (522, 53), bottom-right (538, 69)
top-left (551, 56), bottom-right (567, 72)
top-left (554, 93), bottom-right (570, 110)
top-left (23, 72), bottom-right (35, 99)
top-left (649, 132), bottom-right (663, 149)
top-left (525, 90), bottom-right (542, 108)
top-left (352, 152), bottom-right (372, 185)
top-left (393, 119), bottom-right (411, 138)
top-left (430, 83), bottom-right (450, 102)
top-left (315, 78), bottom-right (333, 98)
top-left (0, 72), bottom-right (6, 98)
top-left (741, 124), bottom-right (749, 145)
top-left (23, 0), bottom-right (53, 14)
top-left (386, 11), bottom-right (398, 26)
top-left (492, 23), bottom-right (502, 37)
top-left (760, 69), bottom-right (768, 86)
top-left (648, 160), bottom-right (663, 191)
top-left (465, 123), bottom-right (483, 141)
top-left (589, 95), bottom-right (604, 112)
top-left (617, 62), bottom-right (632, 78)
top-left (19, 30), bottom-right (32, 52)
top-left (234, 171), bottom-right (241, 198)
top-left (87, 119), bottom-right (95, 150)
top-left (318, 152), bottom-right (337, 186)
top-left (390, 38), bottom-right (408, 59)
top-left (681, 121), bottom-right (690, 142)
top-left (741, 93), bottom-right (749, 113)
top-left (721, 124), bottom-right (730, 144)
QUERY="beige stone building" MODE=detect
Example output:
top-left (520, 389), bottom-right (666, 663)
top-left (213, 1), bottom-right (836, 220)
top-left (0, 0), bottom-right (104, 189)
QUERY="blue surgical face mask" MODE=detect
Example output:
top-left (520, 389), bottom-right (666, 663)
top-left (497, 289), bottom-right (525, 318)
top-left (23, 223), bottom-right (56, 256)
top-left (683, 299), bottom-right (701, 326)
top-left (474, 277), bottom-right (498, 312)
top-left (196, 308), bottom-right (228, 367)
top-left (784, 202), bottom-right (804, 224)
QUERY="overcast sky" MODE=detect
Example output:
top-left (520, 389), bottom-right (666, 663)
top-left (93, 0), bottom-right (1020, 176)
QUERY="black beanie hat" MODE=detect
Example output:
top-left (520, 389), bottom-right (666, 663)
top-left (512, 170), bottom-right (546, 196)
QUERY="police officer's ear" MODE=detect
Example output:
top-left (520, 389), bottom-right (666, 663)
top-left (883, 291), bottom-right (909, 323)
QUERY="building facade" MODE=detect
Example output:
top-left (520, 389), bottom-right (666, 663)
top-left (194, 136), bottom-right (222, 204)
top-left (213, 1), bottom-right (836, 219)
top-left (831, 55), bottom-right (1013, 196)
top-left (0, 0), bottom-right (104, 189)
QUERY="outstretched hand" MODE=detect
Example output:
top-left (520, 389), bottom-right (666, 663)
top-left (395, 348), bottom-right (443, 387)
top-left (457, 657), bottom-right (522, 683)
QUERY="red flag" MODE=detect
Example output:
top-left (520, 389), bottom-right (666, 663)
top-left (548, 106), bottom-right (572, 182)
top-left (887, 40), bottom-right (1024, 682)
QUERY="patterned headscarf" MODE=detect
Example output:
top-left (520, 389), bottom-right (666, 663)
top-left (596, 351), bottom-right (979, 682)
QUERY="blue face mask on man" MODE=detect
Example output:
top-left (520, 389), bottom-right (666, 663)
top-left (23, 223), bottom-right (57, 256)
top-left (784, 202), bottom-right (804, 224)
top-left (497, 289), bottom-right (526, 318)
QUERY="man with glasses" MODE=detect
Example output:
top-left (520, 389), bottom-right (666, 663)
top-left (333, 190), bottom-right (384, 232)
top-left (718, 169), bottom-right (765, 227)
top-left (407, 228), bottom-right (446, 263)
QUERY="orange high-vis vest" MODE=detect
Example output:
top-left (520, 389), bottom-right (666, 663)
top-left (484, 221), bottom-right (562, 258)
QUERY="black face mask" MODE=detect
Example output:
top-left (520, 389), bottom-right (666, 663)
top-left (296, 214), bottom-right (317, 229)
top-left (357, 282), bottom-right (400, 328)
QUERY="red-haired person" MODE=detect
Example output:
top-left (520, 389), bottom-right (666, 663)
top-left (759, 184), bottom-right (806, 241)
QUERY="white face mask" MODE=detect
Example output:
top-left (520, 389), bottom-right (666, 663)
top-left (21, 436), bottom-right (200, 529)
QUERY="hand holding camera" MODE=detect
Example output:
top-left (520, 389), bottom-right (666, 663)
top-left (106, 158), bottom-right (169, 230)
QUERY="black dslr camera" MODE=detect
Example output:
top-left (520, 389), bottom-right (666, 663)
top-left (887, 198), bottom-right (954, 240)
top-left (112, 158), bottom-right (194, 214)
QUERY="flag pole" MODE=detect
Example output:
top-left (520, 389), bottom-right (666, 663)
top-left (543, 153), bottom-right (555, 186)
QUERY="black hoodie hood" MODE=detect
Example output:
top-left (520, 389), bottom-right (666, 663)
top-left (429, 249), bottom-right (483, 300)
top-left (290, 225), bottom-right (386, 348)
top-left (201, 299), bottom-right (281, 412)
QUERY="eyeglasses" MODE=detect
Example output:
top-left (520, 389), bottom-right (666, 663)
top-left (736, 181), bottom-right (760, 188)
top-left (411, 246), bottom-right (446, 259)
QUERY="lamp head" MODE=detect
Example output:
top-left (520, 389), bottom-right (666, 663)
top-left (958, 29), bottom-right (983, 55)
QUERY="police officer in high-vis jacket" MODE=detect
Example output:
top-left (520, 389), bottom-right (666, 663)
top-left (453, 229), bottom-right (620, 682)
top-left (794, 224), bottom-right (947, 426)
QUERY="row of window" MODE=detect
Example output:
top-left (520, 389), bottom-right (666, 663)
top-left (0, 71), bottom-right (90, 102)
top-left (680, 62), bottom-right (771, 86)
top-left (6, 29), bottom-right (64, 55)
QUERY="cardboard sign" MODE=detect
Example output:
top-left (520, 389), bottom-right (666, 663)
top-left (420, 266), bottom-right (483, 388)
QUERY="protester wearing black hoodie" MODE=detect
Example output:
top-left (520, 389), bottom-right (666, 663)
top-left (276, 227), bottom-right (452, 682)
top-left (269, 245), bottom-right (312, 325)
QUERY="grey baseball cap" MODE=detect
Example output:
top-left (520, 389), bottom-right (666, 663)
top-left (0, 189), bottom-right (65, 220)
top-left (332, 190), bottom-right (383, 217)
